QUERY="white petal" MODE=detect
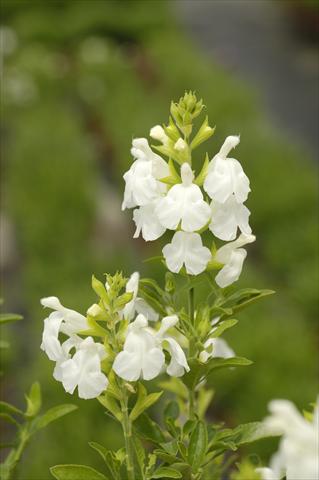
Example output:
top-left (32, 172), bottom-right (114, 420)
top-left (203, 338), bottom-right (235, 360)
top-left (40, 312), bottom-right (64, 361)
top-left (60, 347), bottom-right (108, 399)
top-left (203, 135), bottom-right (250, 203)
top-left (215, 233), bottom-right (255, 264)
top-left (133, 203), bottom-right (166, 241)
top-left (150, 125), bottom-right (168, 145)
top-left (255, 467), bottom-right (282, 480)
top-left (41, 296), bottom-right (63, 310)
top-left (210, 196), bottom-right (251, 241)
top-left (215, 249), bottom-right (247, 288)
top-left (122, 160), bottom-right (159, 210)
top-left (135, 297), bottom-right (159, 321)
top-left (163, 231), bottom-right (211, 275)
top-left (163, 337), bottom-right (189, 377)
top-left (155, 164), bottom-right (211, 232)
top-left (132, 138), bottom-right (169, 179)
top-left (113, 320), bottom-right (165, 381)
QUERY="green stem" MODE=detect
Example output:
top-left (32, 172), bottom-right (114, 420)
top-left (0, 425), bottom-right (30, 480)
top-left (120, 387), bottom-right (135, 480)
top-left (188, 286), bottom-right (197, 419)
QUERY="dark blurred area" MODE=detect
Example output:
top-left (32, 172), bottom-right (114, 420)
top-left (0, 1), bottom-right (318, 478)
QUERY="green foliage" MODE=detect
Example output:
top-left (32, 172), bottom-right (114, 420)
top-left (50, 464), bottom-right (108, 480)
top-left (130, 384), bottom-right (163, 422)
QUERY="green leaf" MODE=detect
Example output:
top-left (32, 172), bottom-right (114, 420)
top-left (89, 441), bottom-right (108, 462)
top-left (98, 394), bottom-right (122, 421)
top-left (205, 356), bottom-right (252, 374)
top-left (137, 287), bottom-right (167, 316)
top-left (130, 384), bottom-right (163, 422)
top-left (50, 464), bottom-right (108, 480)
top-left (164, 401), bottom-right (180, 422)
top-left (188, 421), bottom-right (208, 473)
top-left (0, 313), bottom-right (23, 324)
top-left (220, 288), bottom-right (275, 313)
top-left (25, 382), bottom-right (41, 418)
top-left (133, 437), bottom-right (145, 478)
top-left (33, 404), bottom-right (78, 431)
top-left (209, 319), bottom-right (238, 338)
top-left (0, 401), bottom-right (23, 416)
top-left (221, 422), bottom-right (279, 446)
top-left (92, 275), bottom-right (109, 303)
top-left (0, 413), bottom-right (20, 427)
top-left (135, 413), bottom-right (165, 445)
top-left (151, 467), bottom-right (182, 479)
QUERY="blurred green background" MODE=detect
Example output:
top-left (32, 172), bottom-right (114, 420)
top-left (1, 1), bottom-right (318, 478)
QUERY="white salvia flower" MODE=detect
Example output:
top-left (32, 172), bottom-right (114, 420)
top-left (155, 315), bottom-right (190, 377)
top-left (199, 337), bottom-right (235, 363)
top-left (210, 195), bottom-right (251, 241)
top-left (156, 163), bottom-right (211, 232)
top-left (122, 138), bottom-right (169, 210)
top-left (53, 335), bottom-right (82, 382)
top-left (60, 337), bottom-right (108, 400)
top-left (112, 314), bottom-right (165, 381)
top-left (112, 314), bottom-right (189, 381)
top-left (203, 135), bottom-right (250, 204)
top-left (40, 312), bottom-right (64, 361)
top-left (133, 201), bottom-right (166, 241)
top-left (214, 233), bottom-right (256, 287)
top-left (40, 296), bottom-right (88, 336)
top-left (162, 231), bottom-right (211, 275)
top-left (261, 399), bottom-right (319, 480)
top-left (174, 138), bottom-right (187, 151)
top-left (150, 125), bottom-right (169, 145)
top-left (255, 467), bottom-right (281, 480)
top-left (122, 272), bottom-right (158, 322)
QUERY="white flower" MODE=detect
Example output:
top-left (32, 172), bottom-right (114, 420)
top-left (199, 337), bottom-right (235, 363)
top-left (122, 272), bottom-right (159, 322)
top-left (112, 314), bottom-right (189, 381)
top-left (261, 399), bottom-right (319, 480)
top-left (40, 312), bottom-right (64, 361)
top-left (163, 231), bottom-right (211, 275)
top-left (59, 337), bottom-right (108, 400)
top-left (150, 125), bottom-right (169, 144)
top-left (40, 296), bottom-right (88, 336)
top-left (209, 195), bottom-right (251, 241)
top-left (174, 138), bottom-right (187, 151)
top-left (214, 233), bottom-right (255, 287)
top-left (122, 138), bottom-right (169, 210)
top-left (255, 467), bottom-right (281, 480)
top-left (156, 163), bottom-right (211, 232)
top-left (133, 201), bottom-right (166, 241)
top-left (203, 136), bottom-right (250, 203)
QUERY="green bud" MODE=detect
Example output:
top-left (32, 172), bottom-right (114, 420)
top-left (163, 117), bottom-right (180, 142)
top-left (191, 116), bottom-right (215, 150)
top-left (195, 153), bottom-right (210, 186)
top-left (92, 275), bottom-right (109, 303)
top-left (114, 291), bottom-right (133, 311)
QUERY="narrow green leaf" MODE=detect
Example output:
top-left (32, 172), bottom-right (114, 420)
top-left (25, 382), bottom-right (41, 418)
top-left (98, 394), bottom-right (122, 422)
top-left (164, 401), bottom-right (180, 422)
top-left (221, 422), bottom-right (280, 446)
top-left (50, 464), bottom-right (108, 480)
top-left (151, 467), bottom-right (182, 479)
top-left (134, 413), bottom-right (165, 444)
top-left (209, 319), bottom-right (238, 338)
top-left (188, 421), bottom-right (208, 473)
top-left (0, 313), bottom-right (23, 324)
top-left (0, 401), bottom-right (23, 416)
top-left (0, 413), bottom-right (20, 427)
top-left (130, 389), bottom-right (163, 422)
top-left (89, 441), bottom-right (107, 462)
top-left (34, 404), bottom-right (78, 431)
top-left (221, 288), bottom-right (275, 313)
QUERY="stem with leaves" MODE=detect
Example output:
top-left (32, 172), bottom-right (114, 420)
top-left (119, 384), bottom-right (135, 480)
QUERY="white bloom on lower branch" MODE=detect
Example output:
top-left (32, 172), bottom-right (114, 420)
top-left (112, 314), bottom-right (189, 381)
top-left (199, 337), bottom-right (235, 363)
top-left (155, 163), bottom-right (211, 232)
top-left (133, 201), bottom-right (166, 241)
top-left (122, 138), bottom-right (169, 210)
top-left (214, 233), bottom-right (256, 287)
top-left (203, 135), bottom-right (250, 204)
top-left (122, 272), bottom-right (159, 322)
top-left (259, 399), bottom-right (319, 480)
top-left (163, 231), bottom-right (211, 275)
top-left (59, 337), bottom-right (108, 400)
top-left (40, 297), bottom-right (88, 360)
top-left (209, 194), bottom-right (251, 241)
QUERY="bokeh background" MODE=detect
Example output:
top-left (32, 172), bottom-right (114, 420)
top-left (0, 1), bottom-right (318, 478)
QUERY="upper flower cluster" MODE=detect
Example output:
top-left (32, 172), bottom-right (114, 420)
top-left (122, 92), bottom-right (255, 287)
